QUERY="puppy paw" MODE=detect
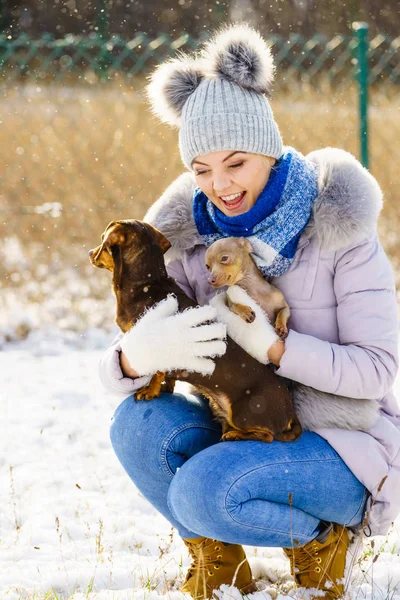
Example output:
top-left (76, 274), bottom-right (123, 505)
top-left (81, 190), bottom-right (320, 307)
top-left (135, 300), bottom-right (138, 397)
top-left (241, 307), bottom-right (256, 323)
top-left (135, 388), bottom-right (155, 401)
top-left (227, 300), bottom-right (256, 323)
top-left (275, 325), bottom-right (288, 340)
top-left (135, 372), bottom-right (164, 401)
top-left (221, 430), bottom-right (244, 442)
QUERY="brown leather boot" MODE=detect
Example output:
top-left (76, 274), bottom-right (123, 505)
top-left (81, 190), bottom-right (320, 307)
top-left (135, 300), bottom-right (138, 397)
top-left (283, 524), bottom-right (350, 599)
top-left (181, 536), bottom-right (257, 600)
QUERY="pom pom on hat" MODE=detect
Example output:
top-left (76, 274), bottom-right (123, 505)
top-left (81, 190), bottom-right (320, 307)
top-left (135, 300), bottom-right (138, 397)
top-left (201, 24), bottom-right (276, 96)
top-left (146, 55), bottom-right (203, 126)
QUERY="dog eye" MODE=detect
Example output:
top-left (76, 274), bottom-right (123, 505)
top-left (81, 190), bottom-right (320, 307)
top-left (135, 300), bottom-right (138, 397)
top-left (205, 264), bottom-right (210, 270)
top-left (220, 256), bottom-right (230, 263)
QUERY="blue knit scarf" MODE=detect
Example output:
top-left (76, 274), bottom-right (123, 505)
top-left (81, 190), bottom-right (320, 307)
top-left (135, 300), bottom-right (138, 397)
top-left (193, 147), bottom-right (319, 278)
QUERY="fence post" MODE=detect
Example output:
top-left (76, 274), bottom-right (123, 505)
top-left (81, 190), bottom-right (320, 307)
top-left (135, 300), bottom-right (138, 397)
top-left (0, 0), bottom-right (5, 33)
top-left (96, 0), bottom-right (109, 40)
top-left (96, 0), bottom-right (110, 79)
top-left (352, 21), bottom-right (369, 169)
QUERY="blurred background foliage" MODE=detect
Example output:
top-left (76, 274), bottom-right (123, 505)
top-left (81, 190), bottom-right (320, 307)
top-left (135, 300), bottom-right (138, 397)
top-left (2, 0), bottom-right (399, 38)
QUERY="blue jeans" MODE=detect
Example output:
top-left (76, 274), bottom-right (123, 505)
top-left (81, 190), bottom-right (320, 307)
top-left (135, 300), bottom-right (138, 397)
top-left (110, 392), bottom-right (367, 548)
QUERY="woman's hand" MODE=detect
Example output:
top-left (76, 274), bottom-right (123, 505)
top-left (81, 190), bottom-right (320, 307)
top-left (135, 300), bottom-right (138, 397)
top-left (120, 295), bottom-right (227, 377)
top-left (211, 286), bottom-right (283, 365)
top-left (120, 350), bottom-right (140, 378)
top-left (267, 340), bottom-right (286, 366)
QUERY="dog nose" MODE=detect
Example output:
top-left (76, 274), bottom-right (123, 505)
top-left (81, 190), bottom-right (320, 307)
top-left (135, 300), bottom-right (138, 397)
top-left (88, 249), bottom-right (94, 257)
top-left (208, 275), bottom-right (217, 286)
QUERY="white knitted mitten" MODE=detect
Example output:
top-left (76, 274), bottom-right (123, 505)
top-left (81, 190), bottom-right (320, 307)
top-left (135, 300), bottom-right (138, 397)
top-left (210, 285), bottom-right (279, 364)
top-left (120, 295), bottom-right (227, 376)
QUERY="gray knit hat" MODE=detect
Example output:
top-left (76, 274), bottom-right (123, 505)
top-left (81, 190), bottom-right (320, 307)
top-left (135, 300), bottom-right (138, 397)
top-left (147, 24), bottom-right (283, 170)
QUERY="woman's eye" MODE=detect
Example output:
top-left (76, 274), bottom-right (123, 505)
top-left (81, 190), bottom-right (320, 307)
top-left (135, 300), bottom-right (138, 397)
top-left (229, 162), bottom-right (244, 169)
top-left (195, 170), bottom-right (209, 176)
top-left (220, 256), bottom-right (230, 263)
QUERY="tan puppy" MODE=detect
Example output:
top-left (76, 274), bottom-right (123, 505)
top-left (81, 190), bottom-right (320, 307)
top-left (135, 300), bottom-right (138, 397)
top-left (205, 237), bottom-right (290, 339)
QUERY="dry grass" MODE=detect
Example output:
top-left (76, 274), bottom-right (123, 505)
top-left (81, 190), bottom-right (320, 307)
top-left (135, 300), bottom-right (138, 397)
top-left (1, 77), bottom-right (399, 332)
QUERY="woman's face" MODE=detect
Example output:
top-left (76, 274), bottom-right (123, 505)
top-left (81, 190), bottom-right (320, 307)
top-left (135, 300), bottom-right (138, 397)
top-left (192, 150), bottom-right (275, 217)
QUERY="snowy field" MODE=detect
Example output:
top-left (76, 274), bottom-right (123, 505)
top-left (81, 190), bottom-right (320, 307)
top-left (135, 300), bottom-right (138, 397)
top-left (2, 331), bottom-right (400, 600)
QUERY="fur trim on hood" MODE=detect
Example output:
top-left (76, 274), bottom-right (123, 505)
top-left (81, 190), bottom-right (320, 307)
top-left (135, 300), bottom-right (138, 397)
top-left (144, 147), bottom-right (383, 253)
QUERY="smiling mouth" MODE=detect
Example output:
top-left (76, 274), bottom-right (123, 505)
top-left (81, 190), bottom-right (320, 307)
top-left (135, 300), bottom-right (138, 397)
top-left (220, 191), bottom-right (246, 211)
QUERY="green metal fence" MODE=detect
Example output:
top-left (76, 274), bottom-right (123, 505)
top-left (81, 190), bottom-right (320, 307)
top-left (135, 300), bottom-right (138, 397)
top-left (1, 28), bottom-right (399, 84)
top-left (1, 26), bottom-right (399, 166)
top-left (1, 26), bottom-right (400, 281)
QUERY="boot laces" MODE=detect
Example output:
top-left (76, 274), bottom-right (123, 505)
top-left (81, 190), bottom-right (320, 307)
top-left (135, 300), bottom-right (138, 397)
top-left (293, 545), bottom-right (323, 574)
top-left (185, 539), bottom-right (224, 579)
top-left (290, 542), bottom-right (340, 590)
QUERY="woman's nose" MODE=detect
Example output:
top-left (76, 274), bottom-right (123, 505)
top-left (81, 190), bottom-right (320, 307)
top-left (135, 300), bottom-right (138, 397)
top-left (213, 175), bottom-right (232, 195)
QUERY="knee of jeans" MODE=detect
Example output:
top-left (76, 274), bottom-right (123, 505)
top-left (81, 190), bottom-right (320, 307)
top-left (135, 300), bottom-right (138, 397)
top-left (110, 393), bottom-right (220, 477)
top-left (109, 395), bottom-right (140, 461)
top-left (167, 448), bottom-right (230, 537)
top-left (109, 394), bottom-right (167, 461)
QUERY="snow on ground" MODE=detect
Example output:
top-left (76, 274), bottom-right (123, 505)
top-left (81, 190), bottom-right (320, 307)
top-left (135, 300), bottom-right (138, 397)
top-left (1, 332), bottom-right (400, 600)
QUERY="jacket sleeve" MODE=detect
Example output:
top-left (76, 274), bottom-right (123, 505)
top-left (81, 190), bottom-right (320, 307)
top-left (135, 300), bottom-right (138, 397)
top-left (276, 234), bottom-right (399, 399)
top-left (98, 258), bottom-right (196, 395)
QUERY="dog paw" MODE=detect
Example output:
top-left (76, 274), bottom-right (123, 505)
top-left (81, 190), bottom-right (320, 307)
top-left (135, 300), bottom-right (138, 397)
top-left (275, 325), bottom-right (288, 340)
top-left (135, 388), bottom-right (155, 401)
top-left (221, 430), bottom-right (243, 442)
top-left (241, 307), bottom-right (256, 323)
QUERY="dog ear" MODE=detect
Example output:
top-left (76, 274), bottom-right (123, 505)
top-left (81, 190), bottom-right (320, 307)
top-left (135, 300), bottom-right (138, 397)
top-left (101, 222), bottom-right (126, 248)
top-left (105, 229), bottom-right (125, 247)
top-left (144, 223), bottom-right (172, 254)
top-left (238, 237), bottom-right (253, 253)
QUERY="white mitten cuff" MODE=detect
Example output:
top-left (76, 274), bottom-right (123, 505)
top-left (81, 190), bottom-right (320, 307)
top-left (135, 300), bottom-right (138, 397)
top-left (210, 286), bottom-right (279, 364)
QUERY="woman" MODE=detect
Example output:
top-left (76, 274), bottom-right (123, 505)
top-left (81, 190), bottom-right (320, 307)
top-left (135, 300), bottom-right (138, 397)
top-left (100, 25), bottom-right (400, 600)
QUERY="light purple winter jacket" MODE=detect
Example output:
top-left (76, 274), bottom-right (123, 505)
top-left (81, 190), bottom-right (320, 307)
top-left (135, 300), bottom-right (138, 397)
top-left (99, 148), bottom-right (400, 536)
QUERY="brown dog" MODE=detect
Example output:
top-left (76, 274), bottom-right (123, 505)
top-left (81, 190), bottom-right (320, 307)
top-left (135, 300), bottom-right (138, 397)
top-left (89, 219), bottom-right (302, 443)
top-left (205, 237), bottom-right (290, 339)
